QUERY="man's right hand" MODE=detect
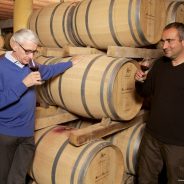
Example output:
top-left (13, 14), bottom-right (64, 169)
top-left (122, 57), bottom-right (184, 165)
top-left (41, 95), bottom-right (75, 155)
top-left (135, 69), bottom-right (148, 82)
top-left (71, 55), bottom-right (86, 65)
top-left (23, 72), bottom-right (42, 87)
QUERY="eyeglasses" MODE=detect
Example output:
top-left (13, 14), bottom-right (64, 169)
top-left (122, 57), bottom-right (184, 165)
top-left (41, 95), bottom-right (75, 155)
top-left (16, 41), bottom-right (38, 55)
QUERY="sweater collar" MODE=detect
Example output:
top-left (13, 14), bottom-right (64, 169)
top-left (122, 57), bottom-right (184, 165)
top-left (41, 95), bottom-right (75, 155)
top-left (5, 51), bottom-right (24, 68)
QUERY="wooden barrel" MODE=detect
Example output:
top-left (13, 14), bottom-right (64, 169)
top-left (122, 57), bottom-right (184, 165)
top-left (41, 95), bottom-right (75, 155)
top-left (28, 2), bottom-right (80, 47)
top-left (107, 122), bottom-right (145, 175)
top-left (34, 55), bottom-right (72, 106)
top-left (28, 9), bottom-right (41, 43)
top-left (4, 33), bottom-right (13, 50)
top-left (72, 0), bottom-right (167, 49)
top-left (35, 54), bottom-right (143, 121)
top-left (30, 125), bottom-right (124, 184)
top-left (0, 49), bottom-right (5, 56)
top-left (0, 35), bottom-right (5, 49)
top-left (166, 1), bottom-right (184, 24)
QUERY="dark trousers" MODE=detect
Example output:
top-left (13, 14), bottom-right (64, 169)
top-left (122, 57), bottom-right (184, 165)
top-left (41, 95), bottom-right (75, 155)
top-left (0, 134), bottom-right (35, 184)
top-left (136, 131), bottom-right (184, 184)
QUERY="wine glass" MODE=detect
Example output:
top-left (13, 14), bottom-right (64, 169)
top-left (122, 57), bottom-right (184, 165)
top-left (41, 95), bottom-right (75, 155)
top-left (140, 58), bottom-right (154, 73)
top-left (29, 60), bottom-right (45, 84)
top-left (29, 59), bottom-right (39, 72)
top-left (139, 58), bottom-right (155, 82)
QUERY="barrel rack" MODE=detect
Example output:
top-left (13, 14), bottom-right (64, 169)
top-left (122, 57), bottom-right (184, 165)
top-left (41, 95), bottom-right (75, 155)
top-left (68, 112), bottom-right (148, 146)
top-left (35, 45), bottom-right (163, 59)
top-left (35, 45), bottom-right (162, 147)
top-left (35, 104), bottom-right (149, 146)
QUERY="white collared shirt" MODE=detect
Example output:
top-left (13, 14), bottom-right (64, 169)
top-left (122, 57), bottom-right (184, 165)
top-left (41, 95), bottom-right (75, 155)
top-left (5, 51), bottom-right (25, 68)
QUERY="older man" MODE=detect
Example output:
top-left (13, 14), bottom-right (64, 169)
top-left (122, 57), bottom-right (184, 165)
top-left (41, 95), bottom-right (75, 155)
top-left (0, 28), bottom-right (79, 184)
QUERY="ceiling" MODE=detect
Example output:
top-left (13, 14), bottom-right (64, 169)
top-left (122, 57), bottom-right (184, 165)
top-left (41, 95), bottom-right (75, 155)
top-left (0, 0), bottom-right (61, 20)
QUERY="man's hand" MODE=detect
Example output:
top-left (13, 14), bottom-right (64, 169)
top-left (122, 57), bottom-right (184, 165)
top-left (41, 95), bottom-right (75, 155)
top-left (23, 72), bottom-right (42, 87)
top-left (135, 69), bottom-right (148, 82)
top-left (71, 55), bottom-right (85, 65)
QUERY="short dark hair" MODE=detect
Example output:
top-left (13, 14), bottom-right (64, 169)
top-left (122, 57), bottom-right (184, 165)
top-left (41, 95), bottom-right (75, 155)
top-left (164, 22), bottom-right (184, 40)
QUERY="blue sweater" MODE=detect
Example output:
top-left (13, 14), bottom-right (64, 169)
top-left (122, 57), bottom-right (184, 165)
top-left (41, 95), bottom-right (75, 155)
top-left (0, 56), bottom-right (72, 137)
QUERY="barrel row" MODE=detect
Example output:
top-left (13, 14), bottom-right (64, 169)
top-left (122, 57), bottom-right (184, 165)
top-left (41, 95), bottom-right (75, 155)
top-left (0, 35), bottom-right (4, 49)
top-left (28, 0), bottom-right (184, 49)
top-left (30, 111), bottom-right (146, 184)
top-left (30, 125), bottom-right (124, 184)
top-left (35, 54), bottom-right (143, 121)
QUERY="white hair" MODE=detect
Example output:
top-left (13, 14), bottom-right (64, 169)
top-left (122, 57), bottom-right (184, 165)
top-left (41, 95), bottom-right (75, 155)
top-left (12, 28), bottom-right (39, 45)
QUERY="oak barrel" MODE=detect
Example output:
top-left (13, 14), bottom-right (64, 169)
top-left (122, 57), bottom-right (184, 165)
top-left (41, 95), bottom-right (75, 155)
top-left (166, 1), bottom-right (184, 24)
top-left (107, 122), bottom-right (145, 175)
top-left (0, 35), bottom-right (4, 49)
top-left (28, 2), bottom-right (79, 47)
top-left (35, 54), bottom-right (142, 121)
top-left (0, 49), bottom-right (5, 56)
top-left (72, 0), bottom-right (167, 49)
top-left (4, 33), bottom-right (13, 50)
top-left (30, 125), bottom-right (124, 184)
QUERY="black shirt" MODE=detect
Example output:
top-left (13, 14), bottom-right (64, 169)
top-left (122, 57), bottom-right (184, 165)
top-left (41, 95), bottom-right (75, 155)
top-left (136, 56), bottom-right (184, 145)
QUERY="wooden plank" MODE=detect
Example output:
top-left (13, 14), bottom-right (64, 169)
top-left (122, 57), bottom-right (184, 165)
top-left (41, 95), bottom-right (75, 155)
top-left (107, 46), bottom-right (163, 59)
top-left (39, 47), bottom-right (68, 57)
top-left (69, 110), bottom-right (149, 146)
top-left (35, 106), bottom-right (78, 130)
top-left (35, 46), bottom-right (105, 57)
top-left (65, 46), bottom-right (105, 56)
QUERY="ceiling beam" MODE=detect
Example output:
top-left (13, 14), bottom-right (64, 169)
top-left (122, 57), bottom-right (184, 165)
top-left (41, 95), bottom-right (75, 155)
top-left (0, 0), bottom-right (61, 20)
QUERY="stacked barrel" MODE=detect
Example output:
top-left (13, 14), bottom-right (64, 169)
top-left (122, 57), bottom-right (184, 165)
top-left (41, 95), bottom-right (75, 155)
top-left (29, 0), bottom-right (184, 49)
top-left (30, 125), bottom-right (124, 184)
top-left (0, 35), bottom-right (4, 49)
top-left (0, 35), bottom-right (5, 55)
top-left (27, 0), bottom-right (184, 183)
top-left (35, 55), bottom-right (142, 121)
top-left (29, 0), bottom-right (164, 48)
top-left (0, 32), bottom-right (13, 55)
